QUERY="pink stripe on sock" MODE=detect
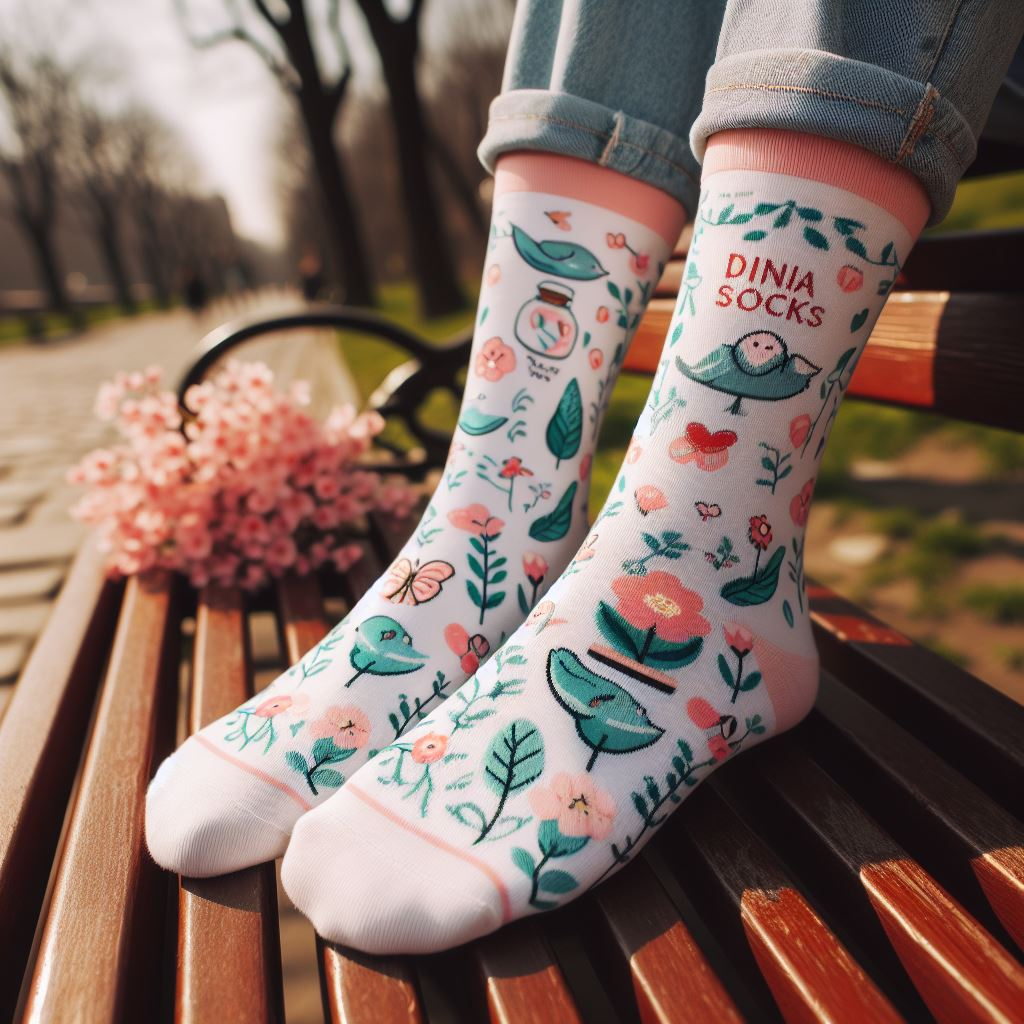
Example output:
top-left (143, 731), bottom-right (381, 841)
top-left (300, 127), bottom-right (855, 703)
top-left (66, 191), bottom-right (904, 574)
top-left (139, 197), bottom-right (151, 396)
top-left (495, 152), bottom-right (686, 248)
top-left (347, 783), bottom-right (513, 923)
top-left (195, 734), bottom-right (313, 812)
top-left (704, 129), bottom-right (930, 237)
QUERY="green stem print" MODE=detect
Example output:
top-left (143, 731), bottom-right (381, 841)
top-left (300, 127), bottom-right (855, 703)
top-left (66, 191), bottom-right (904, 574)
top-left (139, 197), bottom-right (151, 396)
top-left (646, 356), bottom-right (688, 432)
top-left (669, 253), bottom-right (702, 347)
top-left (512, 819), bottom-right (589, 911)
top-left (721, 534), bottom-right (785, 607)
top-left (546, 378), bottom-right (583, 468)
top-left (756, 442), bottom-right (792, 494)
top-left (289, 626), bottom-right (346, 684)
top-left (465, 530), bottom-right (507, 625)
top-left (506, 387), bottom-right (534, 442)
top-left (448, 719), bottom-right (544, 844)
top-left (387, 671), bottom-right (451, 739)
top-left (802, 347), bottom-right (858, 459)
top-left (704, 537), bottom-right (740, 571)
top-left (788, 537), bottom-right (806, 615)
top-left (717, 648), bottom-right (762, 704)
top-left (376, 738), bottom-right (468, 818)
top-left (448, 645), bottom-right (527, 733)
top-left (223, 710), bottom-right (277, 754)
top-left (622, 530), bottom-right (689, 576)
top-left (414, 503), bottom-right (442, 547)
top-left (591, 718), bottom-right (764, 887)
top-left (476, 454), bottom-right (534, 512)
top-left (285, 738), bottom-right (357, 796)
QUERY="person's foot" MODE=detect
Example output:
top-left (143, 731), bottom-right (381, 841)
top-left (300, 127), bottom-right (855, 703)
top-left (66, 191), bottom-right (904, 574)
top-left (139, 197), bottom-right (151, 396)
top-left (280, 134), bottom-right (924, 951)
top-left (145, 154), bottom-right (681, 876)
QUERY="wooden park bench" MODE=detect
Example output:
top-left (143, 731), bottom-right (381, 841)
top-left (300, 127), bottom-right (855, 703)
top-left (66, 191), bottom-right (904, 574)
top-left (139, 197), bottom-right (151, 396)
top-left (2, 225), bottom-right (1024, 1023)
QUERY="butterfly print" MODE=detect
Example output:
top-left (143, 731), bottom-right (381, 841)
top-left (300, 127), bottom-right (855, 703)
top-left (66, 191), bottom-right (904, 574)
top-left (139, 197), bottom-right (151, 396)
top-left (381, 558), bottom-right (455, 606)
top-left (695, 501), bottom-right (722, 522)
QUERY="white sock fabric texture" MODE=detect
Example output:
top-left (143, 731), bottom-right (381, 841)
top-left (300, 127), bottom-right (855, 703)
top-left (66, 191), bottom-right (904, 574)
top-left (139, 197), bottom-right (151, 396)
top-left (281, 165), bottom-right (916, 953)
top-left (145, 185), bottom-right (672, 876)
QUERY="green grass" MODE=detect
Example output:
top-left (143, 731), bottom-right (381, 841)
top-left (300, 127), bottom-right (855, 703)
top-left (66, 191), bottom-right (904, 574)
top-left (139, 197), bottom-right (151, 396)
top-left (932, 170), bottom-right (1024, 234)
top-left (0, 298), bottom-right (169, 349)
top-left (963, 584), bottom-right (1024, 624)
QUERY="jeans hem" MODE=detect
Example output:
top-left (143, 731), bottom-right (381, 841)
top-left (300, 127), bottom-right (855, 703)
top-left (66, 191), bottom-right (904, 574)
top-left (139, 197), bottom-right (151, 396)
top-left (691, 50), bottom-right (978, 224)
top-left (478, 89), bottom-right (701, 217)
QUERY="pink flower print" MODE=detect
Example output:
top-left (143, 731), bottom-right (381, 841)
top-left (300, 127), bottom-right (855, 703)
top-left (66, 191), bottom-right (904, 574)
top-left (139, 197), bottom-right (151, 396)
top-left (790, 479), bottom-right (815, 527)
top-left (708, 735), bottom-right (731, 761)
top-left (447, 503), bottom-right (505, 538)
top-left (748, 515), bottom-right (773, 550)
top-left (634, 484), bottom-right (667, 515)
top-left (475, 337), bottom-right (516, 382)
top-left (629, 252), bottom-right (650, 275)
top-left (625, 438), bottom-right (643, 465)
top-left (522, 551), bottom-right (548, 586)
top-left (444, 623), bottom-right (491, 674)
top-left (723, 622), bottom-right (754, 656)
top-left (589, 349), bottom-right (604, 370)
top-left (411, 733), bottom-right (448, 764)
top-left (486, 263), bottom-right (502, 285)
top-left (610, 572), bottom-right (711, 642)
top-left (579, 454), bottom-right (592, 481)
top-left (669, 423), bottom-right (738, 472)
top-left (575, 532), bottom-right (599, 562)
top-left (529, 772), bottom-right (617, 840)
top-left (499, 457), bottom-right (533, 479)
top-left (253, 693), bottom-right (311, 719)
top-left (546, 211), bottom-right (572, 231)
top-left (596, 306), bottom-right (610, 324)
top-left (308, 705), bottom-right (371, 748)
top-left (686, 697), bottom-right (720, 730)
top-left (836, 265), bottom-right (864, 293)
top-left (606, 232), bottom-right (626, 250)
top-left (789, 414), bottom-right (812, 449)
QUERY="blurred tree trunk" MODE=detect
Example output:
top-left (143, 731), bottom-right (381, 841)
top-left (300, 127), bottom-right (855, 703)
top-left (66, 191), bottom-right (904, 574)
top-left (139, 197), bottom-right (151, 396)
top-left (20, 213), bottom-right (71, 316)
top-left (87, 192), bottom-right (135, 314)
top-left (355, 0), bottom-right (465, 317)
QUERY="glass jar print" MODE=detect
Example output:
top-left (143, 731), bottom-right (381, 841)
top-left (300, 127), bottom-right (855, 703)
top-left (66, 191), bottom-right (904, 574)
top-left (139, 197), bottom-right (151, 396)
top-left (514, 281), bottom-right (579, 360)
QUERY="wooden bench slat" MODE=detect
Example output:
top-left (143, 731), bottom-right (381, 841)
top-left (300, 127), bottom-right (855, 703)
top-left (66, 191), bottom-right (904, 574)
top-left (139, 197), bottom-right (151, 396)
top-left (318, 940), bottom-right (424, 1024)
top-left (176, 585), bottom-right (284, 1024)
top-left (0, 539), bottom-right (120, 1020)
top-left (595, 857), bottom-right (743, 1023)
top-left (274, 574), bottom-right (430, 1023)
top-left (809, 583), bottom-right (1024, 819)
top-left (474, 921), bottom-right (581, 1024)
top-left (811, 674), bottom-right (1024, 951)
top-left (22, 572), bottom-right (180, 1023)
top-left (625, 293), bottom-right (1024, 432)
top-left (748, 745), bottom-right (1024, 1023)
top-left (672, 786), bottom-right (902, 1022)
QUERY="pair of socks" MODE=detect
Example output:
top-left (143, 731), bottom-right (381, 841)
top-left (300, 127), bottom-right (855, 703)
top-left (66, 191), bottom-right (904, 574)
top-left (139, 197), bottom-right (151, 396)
top-left (146, 132), bottom-right (927, 954)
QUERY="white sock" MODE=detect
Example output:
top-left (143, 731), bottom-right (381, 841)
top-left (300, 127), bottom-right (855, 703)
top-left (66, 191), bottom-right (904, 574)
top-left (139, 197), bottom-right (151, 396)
top-left (145, 156), bottom-right (680, 876)
top-left (280, 140), bottom-right (923, 952)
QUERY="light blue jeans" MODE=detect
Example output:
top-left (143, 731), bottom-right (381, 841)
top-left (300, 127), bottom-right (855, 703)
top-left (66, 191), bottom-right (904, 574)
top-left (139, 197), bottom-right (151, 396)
top-left (479, 0), bottom-right (1024, 225)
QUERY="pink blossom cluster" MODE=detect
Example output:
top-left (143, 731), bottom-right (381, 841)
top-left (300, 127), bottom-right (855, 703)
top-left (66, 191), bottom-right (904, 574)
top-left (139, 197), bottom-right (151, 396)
top-left (68, 361), bottom-right (418, 590)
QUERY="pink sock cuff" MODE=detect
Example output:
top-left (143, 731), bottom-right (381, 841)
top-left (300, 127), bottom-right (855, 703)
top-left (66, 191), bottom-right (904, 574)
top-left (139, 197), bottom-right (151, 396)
top-left (703, 129), bottom-right (930, 238)
top-left (495, 152), bottom-right (687, 249)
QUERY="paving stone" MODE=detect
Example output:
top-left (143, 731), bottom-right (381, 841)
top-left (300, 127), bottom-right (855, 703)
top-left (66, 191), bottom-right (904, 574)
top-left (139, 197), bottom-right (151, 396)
top-left (0, 506), bottom-right (26, 527)
top-left (0, 481), bottom-right (46, 506)
top-left (0, 602), bottom-right (52, 638)
top-left (0, 565), bottom-right (65, 604)
top-left (0, 639), bottom-right (28, 682)
top-left (0, 522), bottom-right (86, 568)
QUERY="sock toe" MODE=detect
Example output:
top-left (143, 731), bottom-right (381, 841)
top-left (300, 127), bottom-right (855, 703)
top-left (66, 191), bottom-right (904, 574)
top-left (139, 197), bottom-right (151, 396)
top-left (145, 736), bottom-right (304, 876)
top-left (282, 786), bottom-right (507, 954)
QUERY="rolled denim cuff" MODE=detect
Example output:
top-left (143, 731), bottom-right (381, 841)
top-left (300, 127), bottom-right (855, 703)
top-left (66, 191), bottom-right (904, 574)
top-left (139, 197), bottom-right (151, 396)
top-left (479, 89), bottom-right (702, 218)
top-left (691, 50), bottom-right (978, 225)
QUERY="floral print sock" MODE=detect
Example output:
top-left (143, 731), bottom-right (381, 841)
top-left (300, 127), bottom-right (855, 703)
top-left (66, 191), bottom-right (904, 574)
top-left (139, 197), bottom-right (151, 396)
top-left (144, 154), bottom-right (683, 877)
top-left (279, 132), bottom-right (930, 953)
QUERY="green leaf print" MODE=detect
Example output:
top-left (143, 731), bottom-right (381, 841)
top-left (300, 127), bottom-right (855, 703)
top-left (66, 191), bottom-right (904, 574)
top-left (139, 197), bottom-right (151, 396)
top-left (720, 546), bottom-right (786, 606)
top-left (472, 719), bottom-right (544, 844)
top-left (538, 870), bottom-right (577, 894)
top-left (529, 481), bottom-right (577, 542)
top-left (512, 847), bottom-right (536, 877)
top-left (545, 378), bottom-right (583, 467)
top-left (458, 408), bottom-right (508, 436)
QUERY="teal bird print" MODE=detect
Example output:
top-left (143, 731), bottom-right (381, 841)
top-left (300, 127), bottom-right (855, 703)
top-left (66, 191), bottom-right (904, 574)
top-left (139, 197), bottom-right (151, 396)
top-left (511, 224), bottom-right (608, 280)
top-left (676, 330), bottom-right (821, 414)
top-left (546, 647), bottom-right (664, 770)
top-left (346, 615), bottom-right (427, 687)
